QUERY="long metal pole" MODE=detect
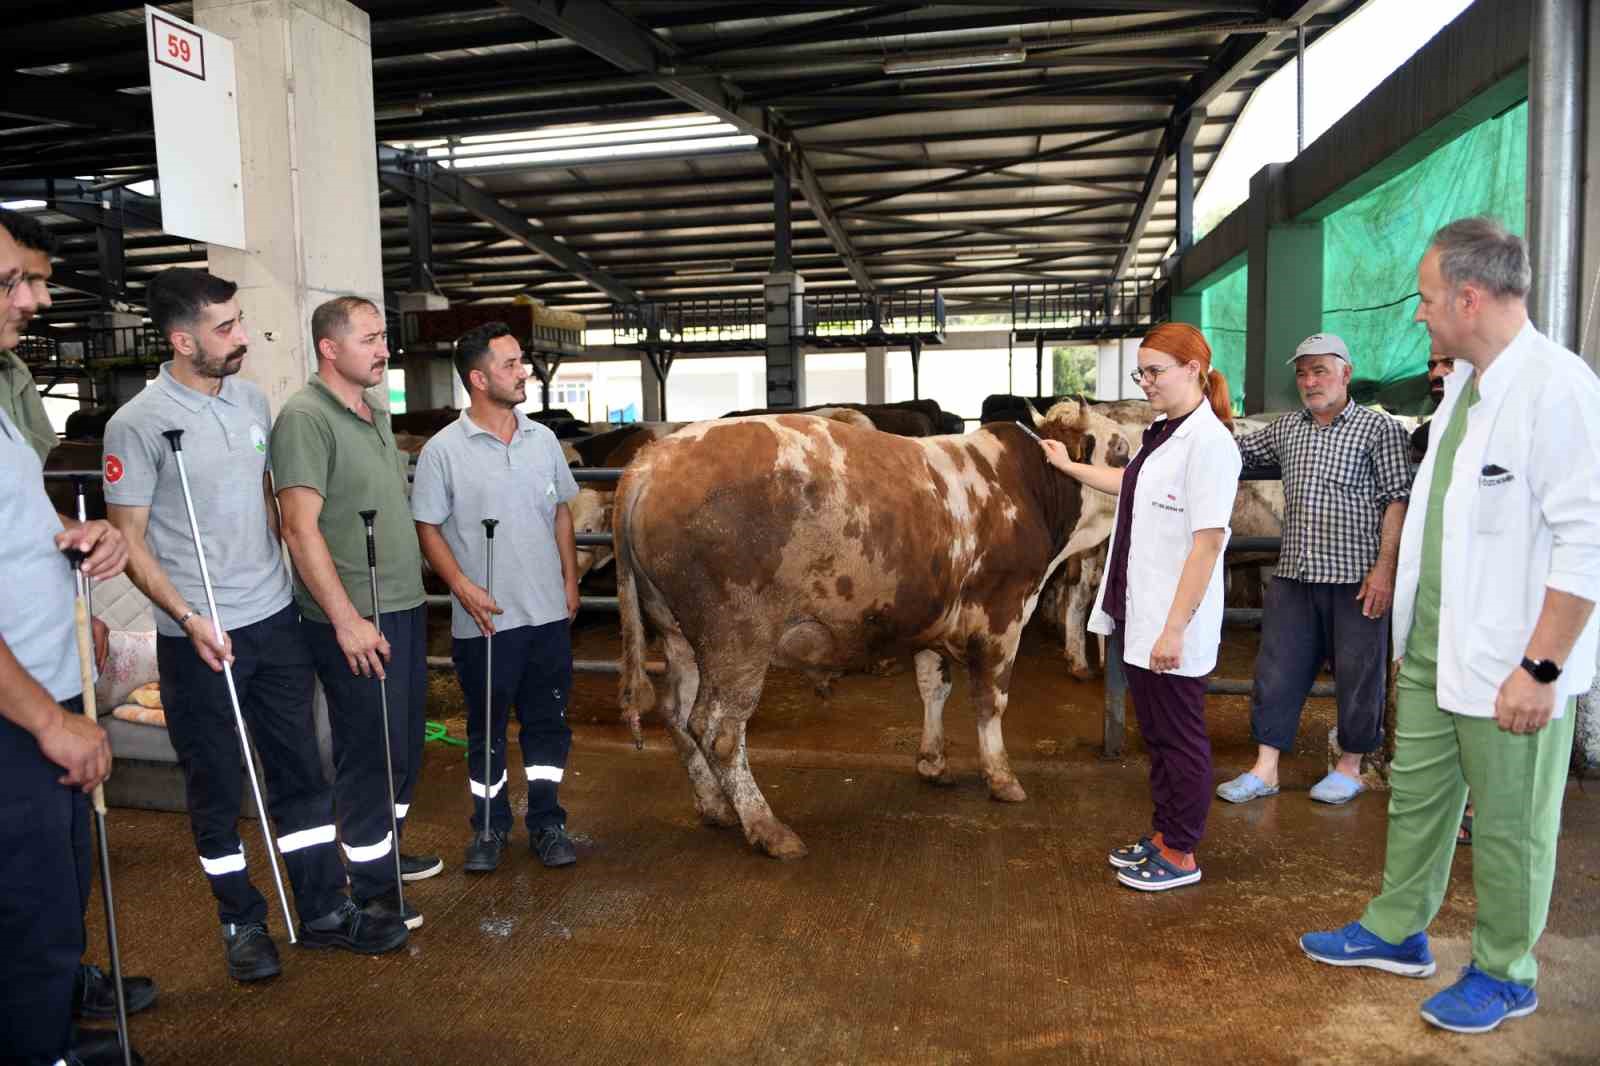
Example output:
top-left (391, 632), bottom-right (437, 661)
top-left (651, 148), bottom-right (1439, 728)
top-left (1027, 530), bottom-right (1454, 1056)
top-left (1529, 0), bottom-right (1586, 349)
top-left (67, 501), bottom-right (133, 1066)
top-left (159, 430), bottom-right (296, 942)
top-left (1296, 23), bottom-right (1306, 155)
top-left (358, 510), bottom-right (407, 910)
top-left (480, 519), bottom-right (498, 844)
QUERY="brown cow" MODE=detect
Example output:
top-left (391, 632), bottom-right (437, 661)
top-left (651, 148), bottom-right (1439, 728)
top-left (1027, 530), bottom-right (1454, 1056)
top-left (723, 401), bottom-right (940, 437)
top-left (613, 402), bottom-right (1131, 858)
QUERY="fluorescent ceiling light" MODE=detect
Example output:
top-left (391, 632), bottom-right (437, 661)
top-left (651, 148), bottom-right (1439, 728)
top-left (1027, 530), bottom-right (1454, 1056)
top-left (457, 114), bottom-right (720, 146)
top-left (448, 121), bottom-right (740, 158)
top-left (441, 133), bottom-right (758, 170)
top-left (1, 199), bottom-right (45, 211)
top-left (675, 260), bottom-right (736, 276)
top-left (883, 45), bottom-right (1026, 75)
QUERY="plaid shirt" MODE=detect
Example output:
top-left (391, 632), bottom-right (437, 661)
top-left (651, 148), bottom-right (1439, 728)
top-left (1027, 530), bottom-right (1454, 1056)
top-left (1237, 400), bottom-right (1413, 583)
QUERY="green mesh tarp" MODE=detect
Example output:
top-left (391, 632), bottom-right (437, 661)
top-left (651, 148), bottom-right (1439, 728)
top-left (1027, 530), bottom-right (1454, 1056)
top-left (1194, 100), bottom-right (1527, 416)
top-left (1202, 264), bottom-right (1249, 413)
top-left (1323, 101), bottom-right (1527, 412)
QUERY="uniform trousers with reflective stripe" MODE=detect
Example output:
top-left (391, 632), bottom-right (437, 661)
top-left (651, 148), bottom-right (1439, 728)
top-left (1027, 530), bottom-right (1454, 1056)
top-left (0, 700), bottom-right (88, 1066)
top-left (304, 604), bottom-right (427, 904)
top-left (452, 620), bottom-right (573, 834)
top-left (159, 604), bottom-right (346, 927)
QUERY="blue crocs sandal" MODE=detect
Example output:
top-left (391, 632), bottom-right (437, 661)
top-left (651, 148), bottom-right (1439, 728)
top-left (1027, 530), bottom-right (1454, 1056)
top-left (1216, 772), bottom-right (1279, 804)
top-left (1116, 851), bottom-right (1202, 892)
top-left (1309, 771), bottom-right (1366, 805)
top-left (1108, 836), bottom-right (1156, 869)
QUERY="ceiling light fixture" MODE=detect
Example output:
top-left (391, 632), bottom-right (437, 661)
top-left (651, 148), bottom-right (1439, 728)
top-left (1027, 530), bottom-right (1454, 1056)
top-left (675, 260), bottom-right (737, 276)
top-left (883, 44), bottom-right (1026, 76)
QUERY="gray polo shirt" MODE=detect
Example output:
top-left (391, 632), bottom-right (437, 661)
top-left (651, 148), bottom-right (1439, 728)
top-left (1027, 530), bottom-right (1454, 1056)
top-left (412, 409), bottom-right (579, 639)
top-left (0, 406), bottom-right (81, 701)
top-left (103, 363), bottom-right (293, 637)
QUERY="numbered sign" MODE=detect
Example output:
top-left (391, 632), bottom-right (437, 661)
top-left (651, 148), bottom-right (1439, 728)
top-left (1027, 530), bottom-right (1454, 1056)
top-left (151, 14), bottom-right (204, 80)
top-left (145, 6), bottom-right (244, 249)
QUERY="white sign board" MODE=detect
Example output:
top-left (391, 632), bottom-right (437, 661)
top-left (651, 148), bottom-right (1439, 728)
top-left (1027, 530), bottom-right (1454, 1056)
top-left (145, 6), bottom-right (246, 249)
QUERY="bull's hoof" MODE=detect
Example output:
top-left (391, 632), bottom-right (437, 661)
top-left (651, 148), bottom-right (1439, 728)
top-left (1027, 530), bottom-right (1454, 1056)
top-left (749, 817), bottom-right (808, 860)
top-left (988, 778), bottom-right (1028, 803)
top-left (915, 754), bottom-right (948, 782)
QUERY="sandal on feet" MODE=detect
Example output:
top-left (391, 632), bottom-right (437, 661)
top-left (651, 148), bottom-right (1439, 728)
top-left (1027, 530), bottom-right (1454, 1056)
top-left (1309, 771), bottom-right (1366, 805)
top-left (1117, 851), bottom-right (1202, 892)
top-left (1216, 772), bottom-right (1279, 804)
top-left (1107, 836), bottom-right (1156, 869)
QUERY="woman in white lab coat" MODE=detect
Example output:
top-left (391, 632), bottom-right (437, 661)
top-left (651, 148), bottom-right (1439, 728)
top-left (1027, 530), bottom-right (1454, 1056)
top-left (1041, 322), bottom-right (1240, 892)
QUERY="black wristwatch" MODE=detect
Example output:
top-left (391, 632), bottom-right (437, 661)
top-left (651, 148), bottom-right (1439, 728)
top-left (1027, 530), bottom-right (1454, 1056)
top-left (1520, 657), bottom-right (1561, 684)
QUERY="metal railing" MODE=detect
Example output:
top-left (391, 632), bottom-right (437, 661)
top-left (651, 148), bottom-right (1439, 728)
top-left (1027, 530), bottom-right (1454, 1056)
top-left (801, 289), bottom-right (945, 340)
top-left (18, 325), bottom-right (172, 372)
top-left (608, 289), bottom-right (946, 347)
top-left (609, 296), bottom-right (764, 346)
top-left (1010, 279), bottom-right (1164, 338)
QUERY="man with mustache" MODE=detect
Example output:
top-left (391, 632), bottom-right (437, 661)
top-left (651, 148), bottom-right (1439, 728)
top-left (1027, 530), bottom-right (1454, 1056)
top-left (1217, 332), bottom-right (1412, 807)
top-left (273, 296), bottom-right (437, 932)
top-left (104, 270), bottom-right (408, 983)
top-left (1408, 352), bottom-right (1456, 465)
top-left (411, 322), bottom-right (581, 872)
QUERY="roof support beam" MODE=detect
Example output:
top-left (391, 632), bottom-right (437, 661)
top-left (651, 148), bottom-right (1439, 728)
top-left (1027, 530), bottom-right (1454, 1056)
top-left (378, 150), bottom-right (639, 304)
top-left (496, 0), bottom-right (874, 295)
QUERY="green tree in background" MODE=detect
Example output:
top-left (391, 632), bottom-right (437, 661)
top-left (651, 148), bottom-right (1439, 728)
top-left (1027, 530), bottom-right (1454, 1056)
top-left (1053, 345), bottom-right (1097, 397)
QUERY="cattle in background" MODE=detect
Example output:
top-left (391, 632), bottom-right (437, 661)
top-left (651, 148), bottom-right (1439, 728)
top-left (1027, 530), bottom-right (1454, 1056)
top-left (612, 402), bottom-right (1132, 858)
top-left (722, 399), bottom-right (959, 437)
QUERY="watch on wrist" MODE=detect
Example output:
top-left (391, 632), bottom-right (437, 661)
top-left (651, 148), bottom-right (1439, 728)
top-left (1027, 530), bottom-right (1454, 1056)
top-left (176, 609), bottom-right (197, 628)
top-left (1520, 656), bottom-right (1561, 684)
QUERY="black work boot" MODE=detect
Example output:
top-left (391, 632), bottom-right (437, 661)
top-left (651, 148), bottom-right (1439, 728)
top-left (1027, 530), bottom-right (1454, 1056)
top-left (74, 962), bottom-right (158, 1019)
top-left (299, 898), bottom-right (408, 954)
top-left (533, 824), bottom-right (577, 868)
top-left (362, 888), bottom-right (423, 930)
top-left (399, 852), bottom-right (444, 881)
top-left (68, 1027), bottom-right (145, 1066)
top-left (463, 829), bottom-right (508, 873)
top-left (221, 921), bottom-right (281, 982)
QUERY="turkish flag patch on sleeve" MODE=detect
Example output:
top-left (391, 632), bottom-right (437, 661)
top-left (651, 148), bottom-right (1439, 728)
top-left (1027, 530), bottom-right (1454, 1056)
top-left (104, 453), bottom-right (125, 484)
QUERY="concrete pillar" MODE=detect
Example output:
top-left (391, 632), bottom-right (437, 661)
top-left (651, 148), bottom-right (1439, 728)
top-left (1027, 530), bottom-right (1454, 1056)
top-left (764, 271), bottom-right (805, 408)
top-left (1120, 338), bottom-right (1141, 400)
top-left (401, 355), bottom-right (456, 411)
top-left (864, 345), bottom-right (887, 404)
top-left (1095, 342), bottom-right (1120, 400)
top-left (196, 0), bottom-right (384, 416)
top-left (1245, 164), bottom-right (1322, 414)
top-left (640, 351), bottom-right (664, 422)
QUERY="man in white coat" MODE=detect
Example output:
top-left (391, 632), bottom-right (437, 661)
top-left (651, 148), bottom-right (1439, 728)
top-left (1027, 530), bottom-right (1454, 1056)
top-left (1300, 217), bottom-right (1600, 1034)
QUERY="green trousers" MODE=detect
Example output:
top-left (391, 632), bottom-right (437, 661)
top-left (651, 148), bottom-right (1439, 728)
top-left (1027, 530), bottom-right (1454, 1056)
top-left (1361, 689), bottom-right (1575, 986)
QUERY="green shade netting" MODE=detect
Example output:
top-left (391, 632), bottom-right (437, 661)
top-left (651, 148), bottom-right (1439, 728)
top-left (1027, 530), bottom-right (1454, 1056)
top-left (1195, 100), bottom-right (1527, 416)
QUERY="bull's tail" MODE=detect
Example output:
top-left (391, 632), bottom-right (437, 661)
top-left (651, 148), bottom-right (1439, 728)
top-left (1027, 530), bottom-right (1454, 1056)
top-left (614, 471), bottom-right (655, 749)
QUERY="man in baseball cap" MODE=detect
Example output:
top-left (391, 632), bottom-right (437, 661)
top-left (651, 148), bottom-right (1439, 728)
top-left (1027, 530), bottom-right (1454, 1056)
top-left (1219, 331), bottom-right (1412, 807)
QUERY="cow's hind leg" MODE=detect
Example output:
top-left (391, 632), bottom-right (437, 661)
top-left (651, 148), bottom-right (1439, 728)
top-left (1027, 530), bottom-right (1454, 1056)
top-left (693, 658), bottom-right (806, 860)
top-left (914, 650), bottom-right (956, 785)
top-left (970, 644), bottom-right (1027, 803)
top-left (658, 633), bottom-right (738, 827)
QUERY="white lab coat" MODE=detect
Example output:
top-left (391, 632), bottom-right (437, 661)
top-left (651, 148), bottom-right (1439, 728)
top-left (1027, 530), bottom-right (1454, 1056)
top-left (1392, 320), bottom-right (1600, 716)
top-left (1089, 398), bottom-right (1241, 676)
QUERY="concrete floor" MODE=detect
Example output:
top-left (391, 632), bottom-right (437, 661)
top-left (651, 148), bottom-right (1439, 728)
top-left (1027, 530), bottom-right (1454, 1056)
top-left (86, 627), bottom-right (1600, 1065)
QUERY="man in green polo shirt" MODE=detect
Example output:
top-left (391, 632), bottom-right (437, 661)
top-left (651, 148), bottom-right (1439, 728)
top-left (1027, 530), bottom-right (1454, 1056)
top-left (273, 295), bottom-right (439, 931)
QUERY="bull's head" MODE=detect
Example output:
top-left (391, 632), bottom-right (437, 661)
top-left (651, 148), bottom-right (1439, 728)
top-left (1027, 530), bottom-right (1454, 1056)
top-left (569, 486), bottom-right (614, 580)
top-left (1040, 397), bottom-right (1131, 469)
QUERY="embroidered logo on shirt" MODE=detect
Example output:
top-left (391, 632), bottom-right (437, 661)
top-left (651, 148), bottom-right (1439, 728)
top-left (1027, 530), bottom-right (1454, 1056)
top-left (546, 480), bottom-right (558, 502)
top-left (1479, 463), bottom-right (1513, 487)
top-left (250, 423), bottom-right (267, 454)
top-left (104, 453), bottom-right (124, 484)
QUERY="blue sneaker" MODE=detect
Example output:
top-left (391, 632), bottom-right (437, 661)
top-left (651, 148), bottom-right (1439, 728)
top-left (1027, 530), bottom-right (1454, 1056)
top-left (1420, 964), bottom-right (1538, 1034)
top-left (1300, 921), bottom-right (1436, 977)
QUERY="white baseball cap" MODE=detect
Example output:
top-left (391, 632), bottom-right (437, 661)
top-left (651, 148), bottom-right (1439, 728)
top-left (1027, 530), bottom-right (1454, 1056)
top-left (1288, 332), bottom-right (1351, 365)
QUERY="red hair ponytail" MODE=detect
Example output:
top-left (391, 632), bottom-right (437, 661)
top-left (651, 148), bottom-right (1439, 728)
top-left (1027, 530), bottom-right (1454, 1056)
top-left (1140, 322), bottom-right (1233, 429)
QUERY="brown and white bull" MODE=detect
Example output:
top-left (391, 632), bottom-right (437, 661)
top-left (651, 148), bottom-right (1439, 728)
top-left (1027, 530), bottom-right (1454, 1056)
top-left (613, 402), bottom-right (1131, 858)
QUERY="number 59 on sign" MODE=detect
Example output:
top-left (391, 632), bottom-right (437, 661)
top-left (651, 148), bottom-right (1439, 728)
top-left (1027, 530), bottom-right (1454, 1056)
top-left (151, 14), bottom-right (204, 80)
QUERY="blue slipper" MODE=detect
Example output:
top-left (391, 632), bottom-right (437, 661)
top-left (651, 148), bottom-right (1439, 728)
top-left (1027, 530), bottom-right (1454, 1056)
top-left (1117, 851), bottom-right (1202, 892)
top-left (1107, 836), bottom-right (1156, 869)
top-left (1309, 771), bottom-right (1366, 805)
top-left (1216, 772), bottom-right (1279, 804)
